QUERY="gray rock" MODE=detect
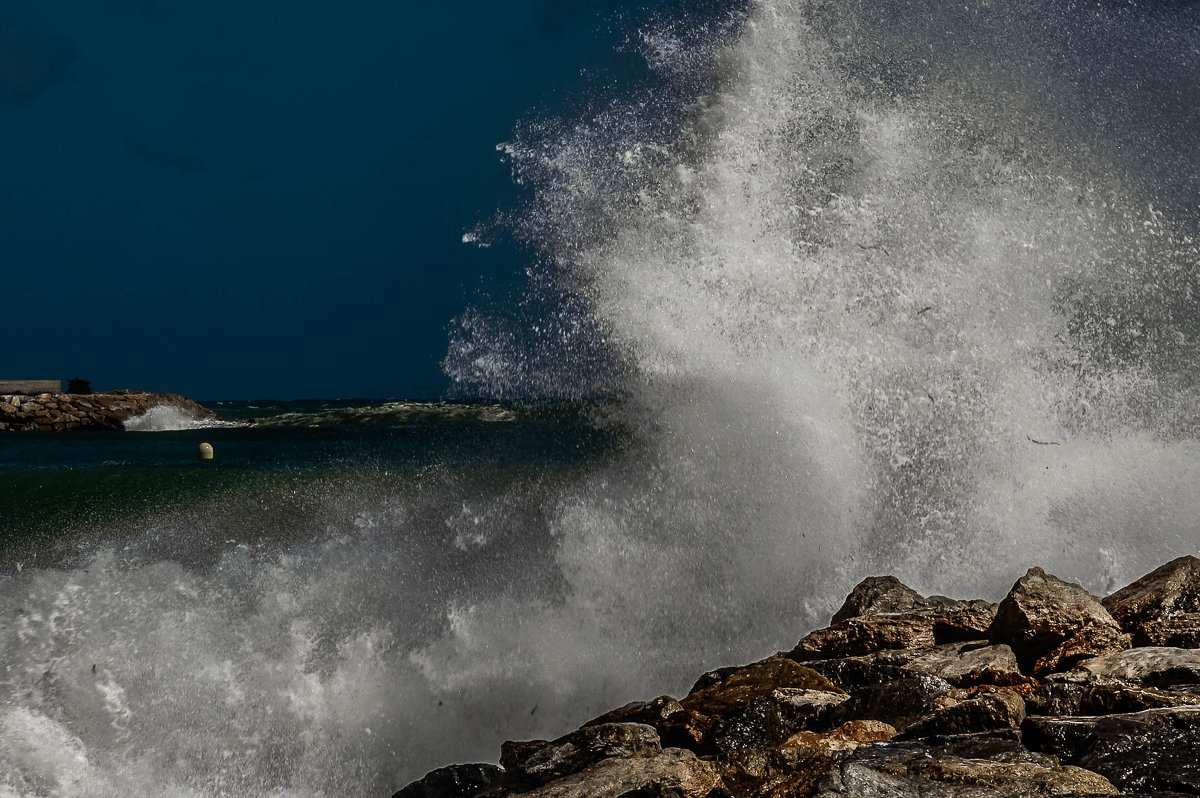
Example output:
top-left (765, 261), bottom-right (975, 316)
top-left (988, 567), bottom-right (1129, 676)
top-left (392, 763), bottom-right (505, 798)
top-left (813, 733), bottom-right (1118, 797)
top-left (792, 600), bottom-right (996, 661)
top-left (1024, 707), bottom-right (1200, 793)
top-left (505, 723), bottom-right (662, 789)
top-left (1074, 647), bottom-right (1200, 688)
top-left (508, 748), bottom-right (721, 798)
top-left (832, 576), bottom-right (927, 624)
top-left (1104, 556), bottom-right (1200, 642)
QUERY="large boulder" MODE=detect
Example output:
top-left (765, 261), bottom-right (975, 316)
top-left (1103, 556), bottom-right (1200, 646)
top-left (1026, 674), bottom-right (1200, 716)
top-left (831, 576), bottom-right (926, 624)
top-left (988, 567), bottom-right (1129, 675)
top-left (812, 733), bottom-right (1118, 797)
top-left (1024, 706), bottom-right (1200, 793)
top-left (1073, 647), bottom-right (1200, 688)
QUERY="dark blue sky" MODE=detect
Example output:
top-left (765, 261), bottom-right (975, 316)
top-left (0, 1), bottom-right (680, 399)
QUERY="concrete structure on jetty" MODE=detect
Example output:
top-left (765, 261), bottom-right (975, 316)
top-left (0, 390), bottom-right (215, 431)
top-left (397, 556), bottom-right (1200, 797)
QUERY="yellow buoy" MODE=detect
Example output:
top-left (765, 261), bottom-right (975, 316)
top-left (197, 442), bottom-right (214, 460)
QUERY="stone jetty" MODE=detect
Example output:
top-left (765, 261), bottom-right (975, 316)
top-left (0, 389), bottom-right (216, 431)
top-left (396, 556), bottom-right (1200, 797)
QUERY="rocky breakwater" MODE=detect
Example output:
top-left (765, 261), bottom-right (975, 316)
top-left (0, 389), bottom-right (216, 431)
top-left (396, 556), bottom-right (1200, 798)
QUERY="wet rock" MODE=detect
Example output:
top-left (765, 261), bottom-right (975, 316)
top-left (897, 689), bottom-right (1025, 740)
top-left (1104, 556), bottom-right (1200, 642)
top-left (1026, 675), bottom-right (1200, 716)
top-left (936, 644), bottom-right (1028, 688)
top-left (792, 592), bottom-right (996, 661)
top-left (682, 658), bottom-right (840, 716)
top-left (1073, 647), bottom-right (1200, 688)
top-left (1024, 707), bottom-right (1200, 793)
top-left (392, 763), bottom-right (505, 798)
top-left (831, 576), bottom-right (927, 624)
top-left (1135, 615), bottom-right (1200, 648)
top-left (801, 651), bottom-right (914, 690)
top-left (988, 567), bottom-right (1129, 675)
top-left (509, 748), bottom-right (721, 798)
top-left (657, 708), bottom-right (716, 752)
top-left (501, 740), bottom-right (552, 771)
top-left (712, 688), bottom-right (850, 751)
top-left (830, 675), bottom-right (953, 731)
top-left (585, 696), bottom-right (685, 729)
top-left (716, 722), bottom-right (895, 798)
top-left (813, 733), bottom-right (1118, 797)
top-left (814, 642), bottom-right (1029, 690)
top-left (504, 723), bottom-right (662, 789)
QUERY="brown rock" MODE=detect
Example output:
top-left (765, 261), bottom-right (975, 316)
top-left (712, 688), bottom-right (850, 752)
top-left (682, 658), bottom-right (841, 716)
top-left (814, 733), bottom-right (1118, 797)
top-left (1073, 647), bottom-right (1200, 688)
top-left (504, 723), bottom-right (661, 789)
top-left (784, 720), bottom-right (898, 751)
top-left (829, 675), bottom-right (953, 732)
top-left (936, 644), bottom-right (1029, 688)
top-left (1136, 614), bottom-right (1200, 648)
top-left (1027, 676), bottom-right (1200, 716)
top-left (509, 748), bottom-right (721, 798)
top-left (831, 576), bottom-right (926, 624)
top-left (583, 696), bottom-right (685, 730)
top-left (792, 599), bottom-right (995, 661)
top-left (1023, 706), bottom-right (1200, 793)
top-left (897, 689), bottom-right (1026, 740)
top-left (501, 740), bottom-right (551, 772)
top-left (717, 721), bottom-right (896, 798)
top-left (1104, 556), bottom-right (1200, 645)
top-left (657, 708), bottom-right (716, 752)
top-left (988, 567), bottom-right (1129, 676)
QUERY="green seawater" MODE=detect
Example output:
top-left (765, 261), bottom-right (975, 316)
top-left (0, 400), bottom-right (625, 568)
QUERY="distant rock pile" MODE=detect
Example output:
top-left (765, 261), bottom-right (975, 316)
top-left (0, 389), bottom-right (215, 431)
top-left (396, 556), bottom-right (1200, 797)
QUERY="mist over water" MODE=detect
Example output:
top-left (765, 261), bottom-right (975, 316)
top-left (6, 1), bottom-right (1200, 795)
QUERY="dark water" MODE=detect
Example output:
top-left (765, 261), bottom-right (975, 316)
top-left (0, 401), bottom-right (623, 568)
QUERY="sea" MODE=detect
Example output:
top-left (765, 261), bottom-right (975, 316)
top-left (5, 0), bottom-right (1200, 795)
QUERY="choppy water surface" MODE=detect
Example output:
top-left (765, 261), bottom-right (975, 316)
top-left (5, 1), bottom-right (1200, 795)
